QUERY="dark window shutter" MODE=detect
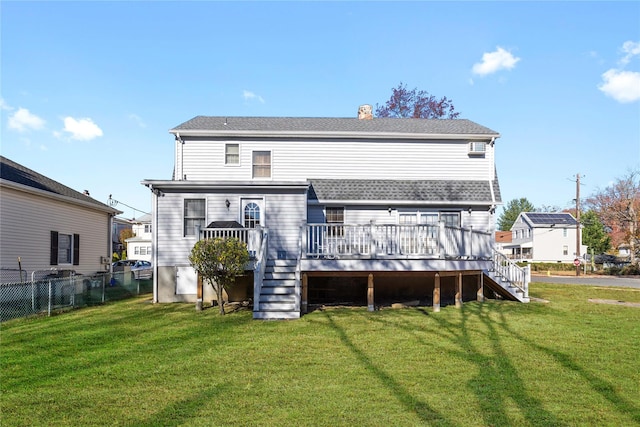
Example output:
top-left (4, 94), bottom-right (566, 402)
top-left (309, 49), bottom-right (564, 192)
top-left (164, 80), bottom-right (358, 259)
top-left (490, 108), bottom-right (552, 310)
top-left (50, 231), bottom-right (58, 265)
top-left (73, 234), bottom-right (80, 266)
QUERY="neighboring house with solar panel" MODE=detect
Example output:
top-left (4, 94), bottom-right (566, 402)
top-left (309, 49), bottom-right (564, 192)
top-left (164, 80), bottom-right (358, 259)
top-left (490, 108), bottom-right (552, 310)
top-left (0, 156), bottom-right (121, 281)
top-left (143, 106), bottom-right (531, 319)
top-left (503, 212), bottom-right (587, 263)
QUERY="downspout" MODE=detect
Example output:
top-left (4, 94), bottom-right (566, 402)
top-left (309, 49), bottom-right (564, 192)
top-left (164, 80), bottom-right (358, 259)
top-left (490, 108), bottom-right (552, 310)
top-left (488, 137), bottom-right (497, 233)
top-left (176, 132), bottom-right (184, 181)
top-left (147, 184), bottom-right (159, 303)
top-left (108, 213), bottom-right (114, 273)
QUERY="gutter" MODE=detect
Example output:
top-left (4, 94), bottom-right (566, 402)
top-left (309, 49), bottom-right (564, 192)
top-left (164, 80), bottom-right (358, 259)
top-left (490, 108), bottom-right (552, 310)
top-left (168, 129), bottom-right (500, 141)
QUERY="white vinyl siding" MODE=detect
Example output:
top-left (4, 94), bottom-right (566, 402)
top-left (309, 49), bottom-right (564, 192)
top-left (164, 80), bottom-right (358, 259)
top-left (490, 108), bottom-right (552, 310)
top-left (155, 191), bottom-right (307, 268)
top-left (181, 139), bottom-right (494, 182)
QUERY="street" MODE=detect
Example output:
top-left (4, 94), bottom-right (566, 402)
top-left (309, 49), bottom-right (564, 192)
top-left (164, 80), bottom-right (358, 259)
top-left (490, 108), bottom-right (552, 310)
top-left (531, 274), bottom-right (640, 289)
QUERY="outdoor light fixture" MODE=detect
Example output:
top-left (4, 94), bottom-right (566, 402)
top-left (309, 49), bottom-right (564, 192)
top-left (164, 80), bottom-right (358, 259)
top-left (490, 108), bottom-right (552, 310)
top-left (468, 207), bottom-right (473, 214)
top-left (388, 207), bottom-right (392, 214)
top-left (225, 199), bottom-right (230, 209)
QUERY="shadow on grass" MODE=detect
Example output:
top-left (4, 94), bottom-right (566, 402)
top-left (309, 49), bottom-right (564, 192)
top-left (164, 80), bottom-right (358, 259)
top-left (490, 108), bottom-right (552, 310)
top-left (322, 311), bottom-right (455, 426)
top-left (491, 305), bottom-right (640, 425)
top-left (429, 302), bottom-right (639, 426)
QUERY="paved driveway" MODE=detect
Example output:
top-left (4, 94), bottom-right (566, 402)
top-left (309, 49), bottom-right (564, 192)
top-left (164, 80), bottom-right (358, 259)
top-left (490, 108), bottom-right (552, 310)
top-left (531, 274), bottom-right (640, 289)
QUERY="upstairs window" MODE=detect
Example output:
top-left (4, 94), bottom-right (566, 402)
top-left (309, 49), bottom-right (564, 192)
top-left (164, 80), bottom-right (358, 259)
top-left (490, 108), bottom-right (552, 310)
top-left (252, 151), bottom-right (271, 178)
top-left (225, 144), bottom-right (239, 165)
top-left (144, 224), bottom-right (152, 233)
top-left (184, 199), bottom-right (205, 237)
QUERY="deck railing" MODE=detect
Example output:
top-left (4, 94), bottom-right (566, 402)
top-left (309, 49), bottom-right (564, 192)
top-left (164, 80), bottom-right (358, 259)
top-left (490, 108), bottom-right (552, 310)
top-left (492, 251), bottom-right (529, 298)
top-left (303, 223), bottom-right (492, 260)
top-left (200, 227), bottom-right (263, 258)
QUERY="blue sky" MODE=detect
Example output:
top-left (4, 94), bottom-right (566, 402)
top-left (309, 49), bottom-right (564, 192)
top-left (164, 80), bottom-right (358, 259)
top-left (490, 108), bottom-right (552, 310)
top-left (2, 1), bottom-right (639, 219)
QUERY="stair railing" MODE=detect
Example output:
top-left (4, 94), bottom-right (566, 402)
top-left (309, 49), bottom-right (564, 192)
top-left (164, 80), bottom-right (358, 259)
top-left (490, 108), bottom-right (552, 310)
top-left (253, 228), bottom-right (269, 313)
top-left (492, 250), bottom-right (529, 299)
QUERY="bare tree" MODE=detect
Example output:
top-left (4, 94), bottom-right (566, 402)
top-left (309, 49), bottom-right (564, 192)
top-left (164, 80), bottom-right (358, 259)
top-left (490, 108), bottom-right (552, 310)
top-left (586, 170), bottom-right (640, 264)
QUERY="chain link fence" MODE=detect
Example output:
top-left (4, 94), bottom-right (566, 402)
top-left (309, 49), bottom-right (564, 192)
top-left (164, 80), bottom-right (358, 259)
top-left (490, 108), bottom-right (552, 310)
top-left (0, 268), bottom-right (152, 322)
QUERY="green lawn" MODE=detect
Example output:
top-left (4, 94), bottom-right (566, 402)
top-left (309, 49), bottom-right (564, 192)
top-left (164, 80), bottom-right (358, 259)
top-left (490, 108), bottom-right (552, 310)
top-left (1, 283), bottom-right (639, 426)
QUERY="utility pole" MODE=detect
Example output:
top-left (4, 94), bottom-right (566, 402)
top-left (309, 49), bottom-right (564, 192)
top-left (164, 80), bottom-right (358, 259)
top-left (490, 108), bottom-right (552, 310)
top-left (575, 173), bottom-right (581, 276)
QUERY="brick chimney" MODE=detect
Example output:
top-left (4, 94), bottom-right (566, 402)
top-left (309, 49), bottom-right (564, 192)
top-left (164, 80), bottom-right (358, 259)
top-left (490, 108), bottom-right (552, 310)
top-left (358, 104), bottom-right (373, 120)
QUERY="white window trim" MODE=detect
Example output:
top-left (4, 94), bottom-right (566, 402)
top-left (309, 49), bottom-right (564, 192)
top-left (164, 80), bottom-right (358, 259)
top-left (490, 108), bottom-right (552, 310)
top-left (184, 198), bottom-right (206, 238)
top-left (252, 150), bottom-right (272, 179)
top-left (225, 143), bottom-right (241, 167)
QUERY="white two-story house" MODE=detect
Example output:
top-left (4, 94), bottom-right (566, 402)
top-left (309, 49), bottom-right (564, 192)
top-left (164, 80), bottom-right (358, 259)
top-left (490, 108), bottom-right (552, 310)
top-left (143, 107), bottom-right (529, 319)
top-left (504, 212), bottom-right (588, 263)
top-left (125, 213), bottom-right (152, 262)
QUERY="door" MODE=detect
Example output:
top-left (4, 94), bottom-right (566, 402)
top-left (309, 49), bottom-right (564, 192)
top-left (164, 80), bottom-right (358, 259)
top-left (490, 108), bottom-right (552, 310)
top-left (241, 198), bottom-right (264, 229)
top-left (241, 198), bottom-right (264, 257)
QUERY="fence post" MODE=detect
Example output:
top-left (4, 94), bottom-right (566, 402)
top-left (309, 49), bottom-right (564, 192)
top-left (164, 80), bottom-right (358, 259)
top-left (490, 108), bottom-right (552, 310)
top-left (102, 274), bottom-right (106, 303)
top-left (48, 280), bottom-right (52, 316)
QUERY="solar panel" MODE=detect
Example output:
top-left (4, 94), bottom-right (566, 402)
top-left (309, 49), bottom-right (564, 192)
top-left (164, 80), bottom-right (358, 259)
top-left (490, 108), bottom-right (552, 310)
top-left (525, 212), bottom-right (576, 226)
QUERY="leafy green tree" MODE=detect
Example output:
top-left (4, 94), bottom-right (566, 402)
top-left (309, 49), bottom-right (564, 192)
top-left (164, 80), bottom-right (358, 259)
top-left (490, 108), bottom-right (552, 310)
top-left (580, 210), bottom-right (611, 255)
top-left (498, 198), bottom-right (536, 231)
top-left (375, 82), bottom-right (460, 119)
top-left (189, 237), bottom-right (250, 315)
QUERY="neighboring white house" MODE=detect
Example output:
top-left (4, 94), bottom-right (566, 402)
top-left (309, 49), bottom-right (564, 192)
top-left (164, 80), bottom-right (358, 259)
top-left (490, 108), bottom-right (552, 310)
top-left (125, 213), bottom-right (152, 262)
top-left (0, 156), bottom-right (121, 280)
top-left (142, 107), bottom-right (530, 319)
top-left (502, 212), bottom-right (588, 263)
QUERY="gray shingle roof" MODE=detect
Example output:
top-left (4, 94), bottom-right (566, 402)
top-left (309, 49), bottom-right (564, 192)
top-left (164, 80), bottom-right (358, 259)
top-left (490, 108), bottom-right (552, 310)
top-left (171, 116), bottom-right (499, 136)
top-left (309, 179), bottom-right (501, 204)
top-left (0, 156), bottom-right (119, 212)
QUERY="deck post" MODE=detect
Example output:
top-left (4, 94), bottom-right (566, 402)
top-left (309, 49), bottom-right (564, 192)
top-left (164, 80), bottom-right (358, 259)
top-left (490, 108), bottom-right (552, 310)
top-left (477, 273), bottom-right (484, 302)
top-left (367, 273), bottom-right (375, 312)
top-left (196, 273), bottom-right (203, 311)
top-left (433, 273), bottom-right (440, 312)
top-left (302, 273), bottom-right (308, 314)
top-left (455, 272), bottom-right (462, 308)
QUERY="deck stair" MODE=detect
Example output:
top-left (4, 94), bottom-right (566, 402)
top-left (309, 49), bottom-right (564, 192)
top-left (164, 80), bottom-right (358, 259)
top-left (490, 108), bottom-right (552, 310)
top-left (253, 259), bottom-right (300, 320)
top-left (483, 251), bottom-right (530, 303)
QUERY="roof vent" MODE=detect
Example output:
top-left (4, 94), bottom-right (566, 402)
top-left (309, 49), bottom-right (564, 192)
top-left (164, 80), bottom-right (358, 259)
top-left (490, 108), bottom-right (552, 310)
top-left (358, 104), bottom-right (373, 120)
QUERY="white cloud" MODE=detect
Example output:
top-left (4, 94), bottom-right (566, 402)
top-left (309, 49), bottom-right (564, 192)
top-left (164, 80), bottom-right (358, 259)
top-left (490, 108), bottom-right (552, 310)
top-left (0, 98), bottom-right (13, 111)
top-left (620, 40), bottom-right (640, 66)
top-left (598, 69), bottom-right (640, 103)
top-left (61, 117), bottom-right (104, 141)
top-left (8, 108), bottom-right (46, 132)
top-left (243, 90), bottom-right (265, 104)
top-left (598, 41), bottom-right (640, 103)
top-left (472, 47), bottom-right (521, 76)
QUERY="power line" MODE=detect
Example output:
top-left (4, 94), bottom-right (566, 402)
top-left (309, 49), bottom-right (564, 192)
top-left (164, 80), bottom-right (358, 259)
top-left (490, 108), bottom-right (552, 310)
top-left (107, 195), bottom-right (149, 218)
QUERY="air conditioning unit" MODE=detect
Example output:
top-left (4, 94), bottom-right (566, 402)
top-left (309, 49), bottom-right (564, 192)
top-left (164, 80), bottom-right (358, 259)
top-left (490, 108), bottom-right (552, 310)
top-left (100, 256), bottom-right (110, 264)
top-left (468, 141), bottom-right (486, 155)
